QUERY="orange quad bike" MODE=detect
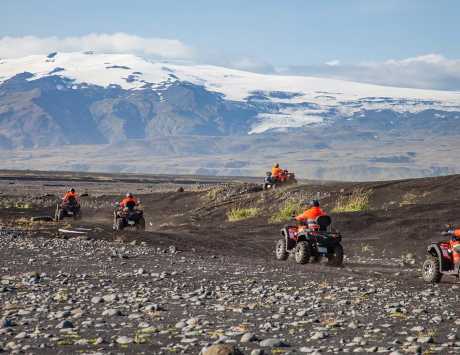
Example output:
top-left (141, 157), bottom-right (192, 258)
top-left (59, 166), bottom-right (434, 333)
top-left (263, 170), bottom-right (297, 190)
top-left (422, 226), bottom-right (460, 283)
top-left (55, 198), bottom-right (82, 221)
top-left (112, 202), bottom-right (146, 231)
top-left (275, 215), bottom-right (343, 266)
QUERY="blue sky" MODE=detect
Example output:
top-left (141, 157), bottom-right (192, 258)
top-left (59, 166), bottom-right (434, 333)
top-left (1, 0), bottom-right (460, 89)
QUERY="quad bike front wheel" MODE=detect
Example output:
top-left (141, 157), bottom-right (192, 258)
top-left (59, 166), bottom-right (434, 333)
top-left (327, 244), bottom-right (344, 267)
top-left (136, 216), bottom-right (146, 231)
top-left (422, 255), bottom-right (442, 283)
top-left (295, 241), bottom-right (311, 264)
top-left (275, 239), bottom-right (288, 260)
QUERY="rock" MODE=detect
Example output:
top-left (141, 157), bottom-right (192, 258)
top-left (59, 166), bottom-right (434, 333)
top-left (175, 321), bottom-right (187, 329)
top-left (250, 350), bottom-right (265, 355)
top-left (14, 332), bottom-right (27, 339)
top-left (202, 344), bottom-right (243, 355)
top-left (259, 338), bottom-right (287, 347)
top-left (410, 326), bottom-right (425, 332)
top-left (296, 309), bottom-right (308, 317)
top-left (144, 304), bottom-right (162, 312)
top-left (102, 308), bottom-right (122, 317)
top-left (56, 320), bottom-right (73, 329)
top-left (348, 321), bottom-right (358, 329)
top-left (91, 296), bottom-right (103, 304)
top-left (116, 336), bottom-right (133, 345)
top-left (241, 332), bottom-right (257, 343)
top-left (102, 294), bottom-right (118, 303)
top-left (55, 310), bottom-right (70, 319)
top-left (311, 331), bottom-right (328, 340)
top-left (417, 336), bottom-right (433, 344)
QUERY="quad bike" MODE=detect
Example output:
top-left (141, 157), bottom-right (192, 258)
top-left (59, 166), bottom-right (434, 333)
top-left (275, 215), bottom-right (343, 266)
top-left (422, 226), bottom-right (460, 283)
top-left (263, 170), bottom-right (297, 190)
top-left (55, 199), bottom-right (82, 221)
top-left (113, 204), bottom-right (146, 231)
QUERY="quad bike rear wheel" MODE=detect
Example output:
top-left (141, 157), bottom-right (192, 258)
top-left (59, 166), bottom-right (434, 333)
top-left (422, 255), bottom-right (442, 283)
top-left (275, 239), bottom-right (288, 260)
top-left (114, 218), bottom-right (124, 231)
top-left (295, 241), bottom-right (311, 264)
top-left (136, 216), bottom-right (146, 231)
top-left (327, 244), bottom-right (344, 266)
top-left (55, 205), bottom-right (64, 222)
top-left (74, 209), bottom-right (82, 220)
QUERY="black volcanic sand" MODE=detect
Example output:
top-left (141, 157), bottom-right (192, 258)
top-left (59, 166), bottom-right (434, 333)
top-left (1, 171), bottom-right (460, 354)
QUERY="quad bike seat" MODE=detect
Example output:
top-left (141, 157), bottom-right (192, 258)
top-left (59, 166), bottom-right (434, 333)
top-left (316, 215), bottom-right (332, 231)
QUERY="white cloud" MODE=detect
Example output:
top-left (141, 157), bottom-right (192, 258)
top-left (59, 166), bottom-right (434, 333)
top-left (0, 33), bottom-right (193, 59)
top-left (325, 59), bottom-right (340, 66)
top-left (283, 54), bottom-right (460, 91)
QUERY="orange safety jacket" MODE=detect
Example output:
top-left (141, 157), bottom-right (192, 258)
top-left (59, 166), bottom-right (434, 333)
top-left (272, 167), bottom-right (283, 178)
top-left (295, 207), bottom-right (326, 222)
top-left (63, 191), bottom-right (78, 202)
top-left (120, 197), bottom-right (137, 208)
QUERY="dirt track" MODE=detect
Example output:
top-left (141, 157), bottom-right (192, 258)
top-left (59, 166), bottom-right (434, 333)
top-left (2, 171), bottom-right (460, 354)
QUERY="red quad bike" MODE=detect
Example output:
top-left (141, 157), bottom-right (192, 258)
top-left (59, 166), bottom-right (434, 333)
top-left (55, 199), bottom-right (82, 221)
top-left (422, 226), bottom-right (460, 283)
top-left (263, 170), bottom-right (297, 190)
top-left (113, 203), bottom-right (146, 231)
top-left (275, 215), bottom-right (344, 266)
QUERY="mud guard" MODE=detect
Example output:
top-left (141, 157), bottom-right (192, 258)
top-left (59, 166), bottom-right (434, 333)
top-left (427, 244), bottom-right (448, 271)
top-left (281, 228), bottom-right (296, 250)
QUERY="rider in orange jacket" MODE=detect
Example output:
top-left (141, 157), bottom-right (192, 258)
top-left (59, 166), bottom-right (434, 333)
top-left (271, 163), bottom-right (283, 181)
top-left (63, 188), bottom-right (79, 203)
top-left (120, 193), bottom-right (138, 210)
top-left (295, 200), bottom-right (326, 223)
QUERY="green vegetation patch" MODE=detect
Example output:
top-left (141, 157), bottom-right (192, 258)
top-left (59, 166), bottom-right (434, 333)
top-left (227, 207), bottom-right (260, 222)
top-left (269, 199), bottom-right (303, 224)
top-left (332, 188), bottom-right (372, 213)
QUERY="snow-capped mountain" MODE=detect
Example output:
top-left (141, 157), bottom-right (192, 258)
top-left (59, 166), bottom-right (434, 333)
top-left (1, 52), bottom-right (459, 143)
top-left (1, 52), bottom-right (460, 180)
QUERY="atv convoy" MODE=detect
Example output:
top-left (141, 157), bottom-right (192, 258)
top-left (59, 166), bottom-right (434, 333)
top-left (275, 215), bottom-right (343, 266)
top-left (422, 226), bottom-right (460, 283)
top-left (113, 203), bottom-right (146, 231)
top-left (55, 200), bottom-right (82, 221)
top-left (263, 170), bottom-right (297, 190)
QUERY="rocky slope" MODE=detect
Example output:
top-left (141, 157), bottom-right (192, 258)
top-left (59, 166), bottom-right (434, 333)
top-left (2, 171), bottom-right (460, 354)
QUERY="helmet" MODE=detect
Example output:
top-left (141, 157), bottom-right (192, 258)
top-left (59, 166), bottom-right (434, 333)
top-left (126, 192), bottom-right (133, 198)
top-left (70, 188), bottom-right (75, 193)
top-left (275, 163), bottom-right (279, 168)
top-left (311, 199), bottom-right (320, 207)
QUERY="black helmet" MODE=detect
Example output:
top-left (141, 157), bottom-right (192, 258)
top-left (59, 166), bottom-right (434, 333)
top-left (70, 188), bottom-right (75, 193)
top-left (126, 192), bottom-right (133, 198)
top-left (311, 199), bottom-right (320, 207)
top-left (275, 163), bottom-right (280, 168)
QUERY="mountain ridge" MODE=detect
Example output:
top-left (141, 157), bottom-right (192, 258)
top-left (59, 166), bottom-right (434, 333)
top-left (1, 52), bottom-right (460, 180)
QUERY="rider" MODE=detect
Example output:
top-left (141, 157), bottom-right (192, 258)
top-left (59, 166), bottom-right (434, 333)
top-left (271, 163), bottom-right (283, 181)
top-left (120, 192), bottom-right (138, 210)
top-left (295, 200), bottom-right (326, 225)
top-left (449, 228), bottom-right (460, 270)
top-left (62, 188), bottom-right (79, 204)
